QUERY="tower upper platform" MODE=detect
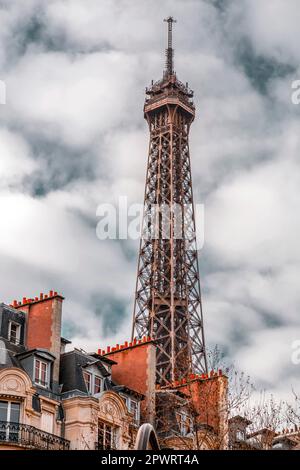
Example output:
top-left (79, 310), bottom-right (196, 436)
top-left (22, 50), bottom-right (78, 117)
top-left (144, 74), bottom-right (195, 118)
top-left (144, 16), bottom-right (195, 119)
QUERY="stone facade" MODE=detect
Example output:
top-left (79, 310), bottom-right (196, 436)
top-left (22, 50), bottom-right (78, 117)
top-left (0, 293), bottom-right (143, 451)
top-left (0, 291), bottom-right (230, 451)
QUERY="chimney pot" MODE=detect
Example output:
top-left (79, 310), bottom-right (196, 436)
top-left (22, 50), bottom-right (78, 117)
top-left (107, 346), bottom-right (111, 353)
top-left (40, 293), bottom-right (44, 300)
top-left (22, 297), bottom-right (27, 304)
top-left (124, 341), bottom-right (128, 347)
top-left (49, 290), bottom-right (53, 297)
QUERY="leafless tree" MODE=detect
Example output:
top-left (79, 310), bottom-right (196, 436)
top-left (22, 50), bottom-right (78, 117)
top-left (154, 346), bottom-right (297, 450)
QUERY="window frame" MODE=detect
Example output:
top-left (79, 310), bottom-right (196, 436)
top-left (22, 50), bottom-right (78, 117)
top-left (83, 371), bottom-right (92, 393)
top-left (0, 400), bottom-right (20, 441)
top-left (176, 411), bottom-right (193, 437)
top-left (8, 321), bottom-right (21, 345)
top-left (83, 371), bottom-right (103, 395)
top-left (93, 375), bottom-right (103, 395)
top-left (120, 394), bottom-right (140, 425)
top-left (34, 357), bottom-right (49, 388)
top-left (129, 399), bottom-right (140, 424)
top-left (98, 420), bottom-right (118, 450)
top-left (236, 429), bottom-right (245, 441)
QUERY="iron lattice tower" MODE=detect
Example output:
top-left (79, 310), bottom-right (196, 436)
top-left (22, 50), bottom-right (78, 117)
top-left (132, 17), bottom-right (208, 385)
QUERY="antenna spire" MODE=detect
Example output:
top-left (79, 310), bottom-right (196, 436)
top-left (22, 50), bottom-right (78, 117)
top-left (164, 16), bottom-right (176, 76)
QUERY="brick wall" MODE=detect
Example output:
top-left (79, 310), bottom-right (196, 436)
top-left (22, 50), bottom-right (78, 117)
top-left (14, 292), bottom-right (64, 384)
top-left (101, 338), bottom-right (156, 424)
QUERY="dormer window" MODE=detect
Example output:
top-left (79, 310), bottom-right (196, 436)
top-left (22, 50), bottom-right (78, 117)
top-left (34, 358), bottom-right (49, 387)
top-left (83, 371), bottom-right (92, 393)
top-left (8, 321), bottom-right (21, 345)
top-left (94, 375), bottom-right (102, 394)
top-left (83, 371), bottom-right (103, 395)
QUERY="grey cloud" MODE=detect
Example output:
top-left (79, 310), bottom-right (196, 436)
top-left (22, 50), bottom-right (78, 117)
top-left (0, 0), bottom-right (299, 402)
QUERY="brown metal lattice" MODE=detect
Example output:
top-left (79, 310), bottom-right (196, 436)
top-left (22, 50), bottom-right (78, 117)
top-left (131, 19), bottom-right (207, 386)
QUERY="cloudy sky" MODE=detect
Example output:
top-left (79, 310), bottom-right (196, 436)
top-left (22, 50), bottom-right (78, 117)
top-left (0, 0), bottom-right (300, 401)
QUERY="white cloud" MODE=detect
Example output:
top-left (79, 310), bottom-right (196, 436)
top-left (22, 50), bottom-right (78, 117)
top-left (5, 50), bottom-right (141, 148)
top-left (241, 0), bottom-right (300, 64)
top-left (0, 128), bottom-right (37, 186)
top-left (206, 154), bottom-right (300, 269)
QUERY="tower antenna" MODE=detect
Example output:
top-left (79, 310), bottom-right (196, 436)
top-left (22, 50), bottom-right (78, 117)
top-left (164, 16), bottom-right (176, 76)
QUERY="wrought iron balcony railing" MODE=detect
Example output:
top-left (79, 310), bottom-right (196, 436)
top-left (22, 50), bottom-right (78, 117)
top-left (0, 421), bottom-right (70, 450)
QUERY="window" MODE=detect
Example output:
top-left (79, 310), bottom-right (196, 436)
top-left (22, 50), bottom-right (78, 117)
top-left (236, 430), bottom-right (245, 441)
top-left (41, 411), bottom-right (54, 434)
top-left (129, 399), bottom-right (139, 424)
top-left (177, 412), bottom-right (193, 437)
top-left (83, 371), bottom-right (103, 395)
top-left (120, 394), bottom-right (140, 425)
top-left (83, 371), bottom-right (92, 393)
top-left (8, 321), bottom-right (21, 345)
top-left (98, 420), bottom-right (117, 450)
top-left (34, 358), bottom-right (49, 387)
top-left (0, 401), bottom-right (20, 442)
top-left (94, 375), bottom-right (102, 394)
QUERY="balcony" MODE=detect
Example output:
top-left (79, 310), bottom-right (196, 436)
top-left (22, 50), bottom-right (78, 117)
top-left (0, 421), bottom-right (70, 450)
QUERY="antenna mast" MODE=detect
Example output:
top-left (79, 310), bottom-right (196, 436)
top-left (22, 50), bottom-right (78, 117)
top-left (164, 16), bottom-right (176, 76)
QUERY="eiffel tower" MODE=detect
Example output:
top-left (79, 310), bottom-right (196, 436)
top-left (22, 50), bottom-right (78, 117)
top-left (132, 17), bottom-right (207, 385)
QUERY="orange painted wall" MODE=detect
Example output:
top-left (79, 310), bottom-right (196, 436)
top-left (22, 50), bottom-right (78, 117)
top-left (25, 301), bottom-right (53, 350)
top-left (179, 375), bottom-right (228, 435)
top-left (106, 344), bottom-right (148, 394)
top-left (15, 294), bottom-right (64, 383)
top-left (104, 341), bottom-right (156, 423)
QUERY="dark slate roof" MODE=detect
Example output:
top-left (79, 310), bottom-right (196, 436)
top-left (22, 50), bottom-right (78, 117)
top-left (0, 337), bottom-right (26, 355)
top-left (112, 384), bottom-right (145, 400)
top-left (16, 349), bottom-right (56, 361)
top-left (61, 337), bottom-right (72, 345)
top-left (89, 352), bottom-right (117, 366)
top-left (0, 337), bottom-right (26, 369)
top-left (59, 349), bottom-right (110, 394)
